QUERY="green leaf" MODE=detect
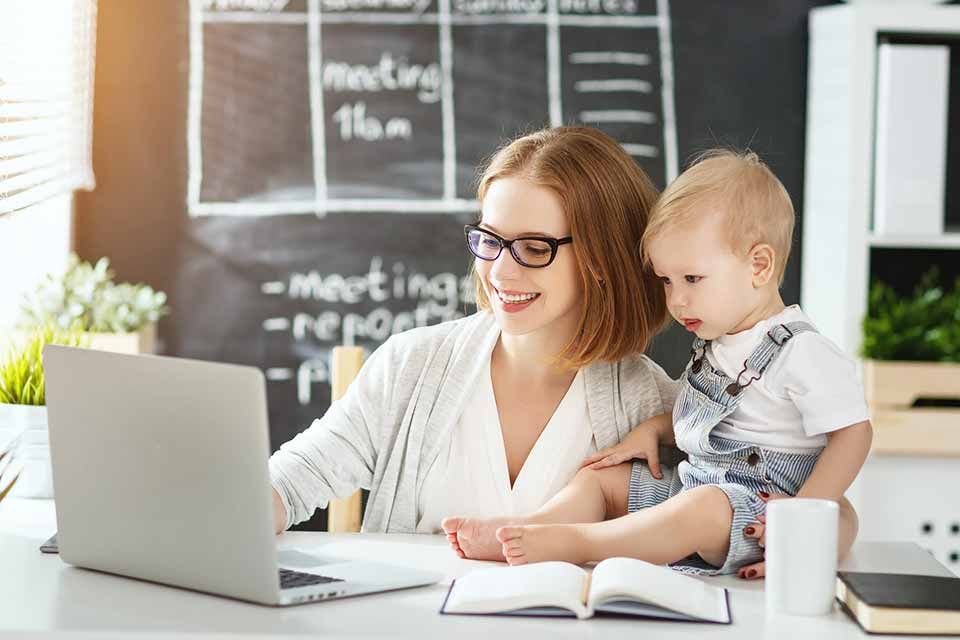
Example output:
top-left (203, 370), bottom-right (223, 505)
top-left (862, 267), bottom-right (960, 362)
top-left (0, 322), bottom-right (89, 406)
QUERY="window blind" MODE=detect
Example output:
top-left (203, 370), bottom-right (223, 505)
top-left (0, 0), bottom-right (97, 217)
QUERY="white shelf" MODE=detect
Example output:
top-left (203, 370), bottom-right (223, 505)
top-left (802, 4), bottom-right (960, 357)
top-left (869, 233), bottom-right (960, 249)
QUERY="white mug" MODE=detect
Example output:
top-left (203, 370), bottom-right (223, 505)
top-left (765, 498), bottom-right (839, 616)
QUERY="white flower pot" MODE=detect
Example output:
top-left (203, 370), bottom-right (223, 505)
top-left (0, 404), bottom-right (52, 499)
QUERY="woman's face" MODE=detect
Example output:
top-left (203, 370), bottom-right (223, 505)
top-left (475, 177), bottom-right (583, 341)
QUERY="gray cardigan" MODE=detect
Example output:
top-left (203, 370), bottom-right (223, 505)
top-left (269, 312), bottom-right (680, 532)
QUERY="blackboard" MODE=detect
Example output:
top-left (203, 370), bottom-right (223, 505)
top-left (191, 0), bottom-right (674, 207)
top-left (76, 0), bottom-right (837, 527)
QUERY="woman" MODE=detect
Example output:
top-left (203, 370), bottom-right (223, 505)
top-left (268, 126), bottom-right (856, 579)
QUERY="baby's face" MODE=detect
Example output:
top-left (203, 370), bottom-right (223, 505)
top-left (646, 212), bottom-right (759, 340)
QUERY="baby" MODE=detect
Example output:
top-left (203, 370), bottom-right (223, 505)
top-left (442, 150), bottom-right (873, 576)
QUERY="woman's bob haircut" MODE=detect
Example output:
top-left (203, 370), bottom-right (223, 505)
top-left (473, 126), bottom-right (667, 369)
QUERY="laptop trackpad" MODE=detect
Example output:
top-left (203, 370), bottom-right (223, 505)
top-left (277, 549), bottom-right (339, 568)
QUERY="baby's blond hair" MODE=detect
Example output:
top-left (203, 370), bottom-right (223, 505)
top-left (642, 149), bottom-right (795, 285)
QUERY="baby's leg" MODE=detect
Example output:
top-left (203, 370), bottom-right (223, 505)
top-left (498, 484), bottom-right (733, 567)
top-left (442, 463), bottom-right (632, 561)
top-left (532, 461), bottom-right (633, 523)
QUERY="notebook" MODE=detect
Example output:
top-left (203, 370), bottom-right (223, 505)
top-left (440, 557), bottom-right (731, 623)
top-left (836, 571), bottom-right (960, 635)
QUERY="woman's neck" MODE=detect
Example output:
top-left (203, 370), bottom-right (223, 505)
top-left (493, 330), bottom-right (577, 386)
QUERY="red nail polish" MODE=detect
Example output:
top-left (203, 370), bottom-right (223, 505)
top-left (744, 526), bottom-right (755, 535)
top-left (747, 569), bottom-right (757, 578)
top-left (759, 491), bottom-right (770, 499)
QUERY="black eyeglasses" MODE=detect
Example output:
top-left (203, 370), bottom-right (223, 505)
top-left (464, 224), bottom-right (573, 268)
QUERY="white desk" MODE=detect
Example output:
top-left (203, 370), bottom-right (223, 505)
top-left (0, 499), bottom-right (953, 639)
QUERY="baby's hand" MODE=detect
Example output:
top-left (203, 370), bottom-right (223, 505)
top-left (580, 413), bottom-right (671, 479)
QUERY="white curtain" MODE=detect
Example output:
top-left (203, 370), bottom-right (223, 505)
top-left (0, 0), bottom-right (97, 217)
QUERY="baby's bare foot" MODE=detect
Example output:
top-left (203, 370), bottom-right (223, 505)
top-left (441, 516), bottom-right (518, 561)
top-left (496, 524), bottom-right (592, 566)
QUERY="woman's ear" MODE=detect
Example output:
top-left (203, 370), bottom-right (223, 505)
top-left (749, 244), bottom-right (777, 288)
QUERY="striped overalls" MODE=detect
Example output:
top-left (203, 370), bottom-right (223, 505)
top-left (627, 321), bottom-right (823, 575)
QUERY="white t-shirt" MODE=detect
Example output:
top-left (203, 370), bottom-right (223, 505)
top-left (416, 358), bottom-right (597, 533)
top-left (705, 305), bottom-right (870, 453)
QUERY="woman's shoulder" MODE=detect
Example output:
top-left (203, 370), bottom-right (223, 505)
top-left (613, 352), bottom-right (677, 385)
top-left (608, 352), bottom-right (680, 413)
top-left (584, 352), bottom-right (678, 394)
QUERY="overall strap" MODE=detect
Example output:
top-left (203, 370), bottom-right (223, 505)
top-left (688, 336), bottom-right (708, 373)
top-left (746, 321), bottom-right (815, 374)
top-left (723, 321), bottom-right (815, 397)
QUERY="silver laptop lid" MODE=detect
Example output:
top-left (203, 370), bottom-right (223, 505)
top-left (44, 345), bottom-right (281, 604)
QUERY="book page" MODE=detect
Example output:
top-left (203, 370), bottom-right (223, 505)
top-left (588, 557), bottom-right (730, 623)
top-left (443, 562), bottom-right (589, 618)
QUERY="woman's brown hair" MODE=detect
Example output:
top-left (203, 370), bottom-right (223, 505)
top-left (473, 126), bottom-right (667, 368)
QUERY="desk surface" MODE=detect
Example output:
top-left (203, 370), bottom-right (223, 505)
top-left (0, 499), bottom-right (953, 639)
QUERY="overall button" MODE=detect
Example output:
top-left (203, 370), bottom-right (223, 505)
top-left (746, 452), bottom-right (761, 466)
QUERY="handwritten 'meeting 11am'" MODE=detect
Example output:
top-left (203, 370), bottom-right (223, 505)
top-left (323, 51), bottom-right (441, 142)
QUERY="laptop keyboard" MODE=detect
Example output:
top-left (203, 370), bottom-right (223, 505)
top-left (279, 568), bottom-right (345, 590)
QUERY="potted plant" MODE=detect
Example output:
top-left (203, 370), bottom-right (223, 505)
top-left (861, 269), bottom-right (960, 455)
top-left (17, 253), bottom-right (168, 355)
top-left (0, 324), bottom-right (86, 500)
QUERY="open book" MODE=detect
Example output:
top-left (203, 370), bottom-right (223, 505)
top-left (440, 557), bottom-right (731, 623)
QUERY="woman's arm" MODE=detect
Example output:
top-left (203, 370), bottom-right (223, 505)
top-left (273, 488), bottom-right (287, 534)
top-left (269, 337), bottom-right (398, 532)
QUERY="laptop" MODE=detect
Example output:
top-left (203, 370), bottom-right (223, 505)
top-left (42, 345), bottom-right (440, 606)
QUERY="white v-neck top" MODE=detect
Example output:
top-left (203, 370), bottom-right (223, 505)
top-left (416, 357), bottom-right (597, 533)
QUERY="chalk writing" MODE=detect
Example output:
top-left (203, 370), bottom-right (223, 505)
top-left (322, 53), bottom-right (442, 104)
top-left (321, 0), bottom-right (433, 13)
top-left (261, 257), bottom-right (475, 403)
top-left (451, 0), bottom-right (544, 14)
top-left (201, 0), bottom-right (291, 10)
top-left (332, 102), bottom-right (414, 142)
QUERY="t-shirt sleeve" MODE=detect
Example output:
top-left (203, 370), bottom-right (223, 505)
top-left (771, 333), bottom-right (870, 437)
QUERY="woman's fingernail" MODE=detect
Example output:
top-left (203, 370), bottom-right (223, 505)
top-left (744, 526), bottom-right (755, 536)
top-left (759, 491), bottom-right (770, 499)
top-left (747, 569), bottom-right (757, 578)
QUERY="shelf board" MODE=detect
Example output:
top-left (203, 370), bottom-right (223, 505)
top-left (869, 233), bottom-right (960, 249)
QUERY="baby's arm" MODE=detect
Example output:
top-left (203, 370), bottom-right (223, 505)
top-left (778, 333), bottom-right (873, 502)
top-left (796, 420), bottom-right (873, 501)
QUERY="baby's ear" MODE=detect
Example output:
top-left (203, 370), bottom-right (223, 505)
top-left (748, 243), bottom-right (776, 287)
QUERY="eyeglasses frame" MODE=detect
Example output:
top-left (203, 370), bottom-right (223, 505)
top-left (463, 224), bottom-right (573, 269)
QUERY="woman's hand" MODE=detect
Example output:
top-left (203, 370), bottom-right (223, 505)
top-left (737, 493), bottom-right (859, 580)
top-left (580, 413), bottom-right (672, 479)
top-left (272, 488), bottom-right (288, 535)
